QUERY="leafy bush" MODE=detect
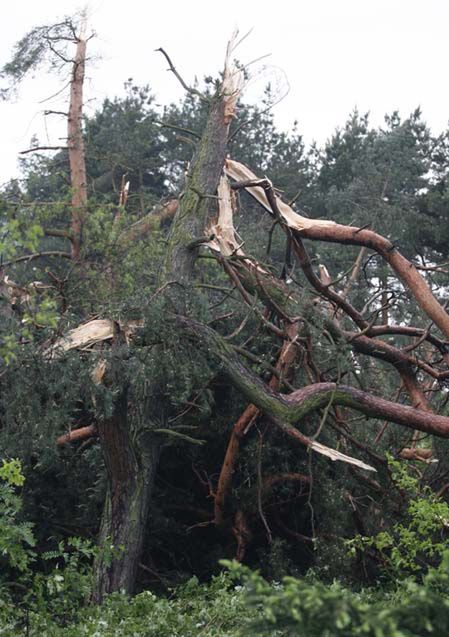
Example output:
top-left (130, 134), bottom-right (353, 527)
top-left (0, 458), bottom-right (35, 572)
top-left (1, 572), bottom-right (253, 637)
top-left (225, 559), bottom-right (449, 637)
top-left (347, 456), bottom-right (449, 581)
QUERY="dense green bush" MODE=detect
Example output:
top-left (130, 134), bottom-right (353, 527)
top-left (1, 572), bottom-right (252, 637)
top-left (227, 558), bottom-right (449, 636)
top-left (0, 459), bottom-right (35, 572)
top-left (348, 456), bottom-right (449, 582)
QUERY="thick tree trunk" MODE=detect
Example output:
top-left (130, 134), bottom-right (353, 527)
top-left (92, 415), bottom-right (160, 602)
top-left (161, 95), bottom-right (230, 283)
top-left (92, 454), bottom-right (160, 601)
top-left (90, 43), bottom-right (241, 602)
top-left (90, 348), bottom-right (161, 603)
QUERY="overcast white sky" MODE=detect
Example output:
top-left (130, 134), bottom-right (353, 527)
top-left (1, 0), bottom-right (448, 182)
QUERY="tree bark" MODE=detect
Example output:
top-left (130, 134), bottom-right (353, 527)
top-left (56, 425), bottom-right (95, 445)
top-left (90, 45), bottom-right (241, 601)
top-left (160, 96), bottom-right (231, 283)
top-left (68, 27), bottom-right (88, 260)
top-left (91, 380), bottom-right (160, 602)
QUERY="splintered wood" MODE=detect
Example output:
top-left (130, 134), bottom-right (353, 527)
top-left (206, 176), bottom-right (245, 257)
top-left (44, 319), bottom-right (143, 359)
top-left (224, 159), bottom-right (336, 231)
top-left (308, 438), bottom-right (376, 472)
top-left (222, 30), bottom-right (244, 124)
top-left (206, 170), bottom-right (376, 473)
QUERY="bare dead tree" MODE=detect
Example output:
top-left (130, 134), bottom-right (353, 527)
top-left (67, 16), bottom-right (88, 259)
top-left (1, 12), bottom-right (91, 260)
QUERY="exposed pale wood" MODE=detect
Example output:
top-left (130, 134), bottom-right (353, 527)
top-left (45, 318), bottom-right (143, 358)
top-left (308, 438), bottom-right (376, 471)
top-left (225, 159), bottom-right (336, 230)
top-left (57, 425), bottom-right (95, 446)
top-left (206, 176), bottom-right (245, 257)
top-left (68, 21), bottom-right (88, 260)
top-left (222, 30), bottom-right (244, 124)
top-left (318, 264), bottom-right (332, 286)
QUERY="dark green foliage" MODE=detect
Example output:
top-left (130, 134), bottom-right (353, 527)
top-left (85, 82), bottom-right (168, 211)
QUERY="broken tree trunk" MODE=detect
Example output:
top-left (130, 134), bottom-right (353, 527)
top-left (90, 37), bottom-right (243, 602)
top-left (68, 20), bottom-right (88, 260)
top-left (48, 39), bottom-right (449, 598)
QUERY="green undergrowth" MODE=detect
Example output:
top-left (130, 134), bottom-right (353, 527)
top-left (3, 457), bottom-right (449, 636)
top-left (2, 563), bottom-right (449, 637)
